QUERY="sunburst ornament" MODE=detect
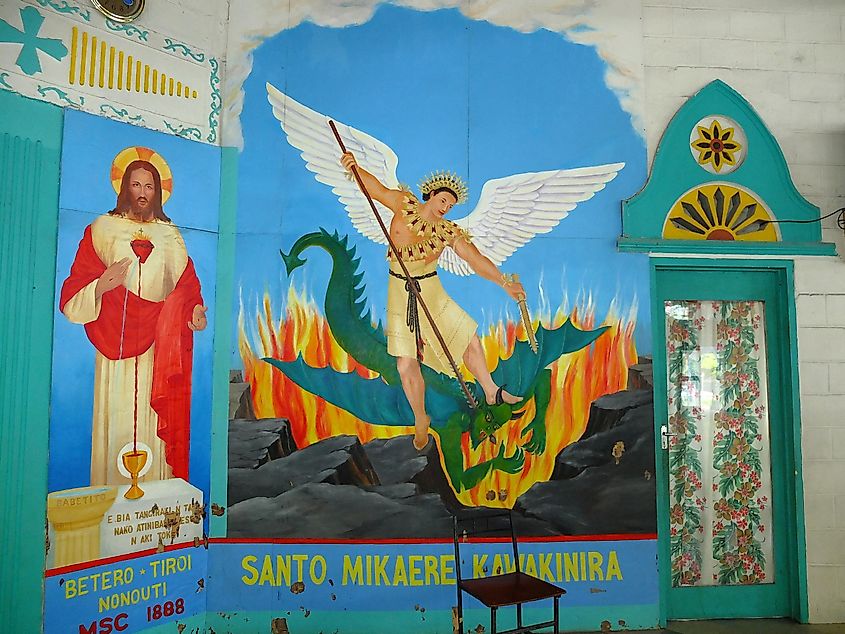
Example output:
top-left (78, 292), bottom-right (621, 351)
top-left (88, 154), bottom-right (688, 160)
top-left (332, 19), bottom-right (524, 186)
top-left (662, 184), bottom-right (779, 242)
top-left (110, 146), bottom-right (173, 204)
top-left (689, 116), bottom-right (746, 174)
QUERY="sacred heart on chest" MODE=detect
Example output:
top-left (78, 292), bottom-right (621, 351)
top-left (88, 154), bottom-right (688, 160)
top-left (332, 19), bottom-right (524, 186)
top-left (130, 229), bottom-right (154, 263)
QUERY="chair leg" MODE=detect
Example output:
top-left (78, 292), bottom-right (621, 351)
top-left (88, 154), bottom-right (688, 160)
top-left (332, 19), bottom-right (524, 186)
top-left (554, 596), bottom-right (559, 634)
top-left (456, 590), bottom-right (463, 634)
top-left (491, 607), bottom-right (497, 634)
top-left (516, 603), bottom-right (522, 629)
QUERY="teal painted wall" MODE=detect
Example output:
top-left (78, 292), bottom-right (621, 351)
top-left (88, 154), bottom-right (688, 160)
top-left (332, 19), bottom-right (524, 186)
top-left (0, 90), bottom-right (63, 634)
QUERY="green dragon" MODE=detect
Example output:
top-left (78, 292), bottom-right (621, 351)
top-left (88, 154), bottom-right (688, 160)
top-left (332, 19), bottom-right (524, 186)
top-left (264, 229), bottom-right (608, 493)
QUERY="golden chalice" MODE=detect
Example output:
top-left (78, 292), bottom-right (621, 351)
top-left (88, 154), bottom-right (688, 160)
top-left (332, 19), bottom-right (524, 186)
top-left (122, 449), bottom-right (148, 500)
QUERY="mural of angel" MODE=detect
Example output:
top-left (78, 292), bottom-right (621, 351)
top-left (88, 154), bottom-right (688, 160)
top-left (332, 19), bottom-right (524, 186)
top-left (266, 83), bottom-right (625, 452)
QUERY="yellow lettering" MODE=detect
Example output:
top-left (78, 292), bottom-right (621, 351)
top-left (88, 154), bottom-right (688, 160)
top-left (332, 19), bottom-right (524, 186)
top-left (293, 554), bottom-right (308, 582)
top-left (241, 556), bottom-right (258, 585)
top-left (440, 554), bottom-right (455, 585)
top-left (538, 554), bottom-right (553, 581)
top-left (259, 555), bottom-right (277, 585)
top-left (606, 551), bottom-right (622, 581)
top-left (473, 554), bottom-right (488, 578)
top-left (275, 555), bottom-right (291, 587)
top-left (563, 553), bottom-right (579, 581)
top-left (310, 556), bottom-right (327, 585)
top-left (588, 551), bottom-right (603, 581)
top-left (343, 556), bottom-right (363, 585)
top-left (523, 554), bottom-right (537, 577)
top-left (374, 555), bottom-right (390, 586)
top-left (64, 579), bottom-right (77, 599)
top-left (393, 556), bottom-right (408, 585)
top-left (408, 555), bottom-right (423, 586)
top-left (424, 555), bottom-right (439, 585)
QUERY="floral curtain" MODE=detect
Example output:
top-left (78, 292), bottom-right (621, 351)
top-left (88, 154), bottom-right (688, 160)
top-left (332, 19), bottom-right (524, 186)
top-left (665, 300), bottom-right (773, 587)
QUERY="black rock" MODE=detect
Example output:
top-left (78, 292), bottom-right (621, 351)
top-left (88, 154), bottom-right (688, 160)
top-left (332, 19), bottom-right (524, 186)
top-left (363, 435), bottom-right (462, 510)
top-left (227, 435), bottom-right (379, 506)
top-left (228, 419), bottom-right (297, 469)
top-left (515, 401), bottom-right (656, 535)
top-left (229, 381), bottom-right (256, 420)
top-left (628, 356), bottom-right (654, 390)
top-left (514, 463), bottom-right (656, 535)
top-left (455, 505), bottom-right (562, 538)
top-left (553, 400), bottom-right (654, 480)
top-left (228, 482), bottom-right (454, 539)
top-left (582, 389), bottom-right (653, 439)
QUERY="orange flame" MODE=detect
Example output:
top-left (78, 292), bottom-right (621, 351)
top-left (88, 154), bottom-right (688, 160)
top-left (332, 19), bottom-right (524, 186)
top-left (239, 286), bottom-right (637, 508)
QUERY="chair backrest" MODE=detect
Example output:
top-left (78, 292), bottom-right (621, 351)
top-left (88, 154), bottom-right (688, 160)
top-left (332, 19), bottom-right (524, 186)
top-left (452, 508), bottom-right (520, 582)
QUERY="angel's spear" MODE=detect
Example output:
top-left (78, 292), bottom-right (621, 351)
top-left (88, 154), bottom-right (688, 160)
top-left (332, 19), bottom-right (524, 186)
top-left (328, 120), bottom-right (479, 410)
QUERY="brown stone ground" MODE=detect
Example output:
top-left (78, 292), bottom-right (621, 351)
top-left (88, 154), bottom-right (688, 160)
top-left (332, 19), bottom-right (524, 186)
top-left (570, 620), bottom-right (845, 634)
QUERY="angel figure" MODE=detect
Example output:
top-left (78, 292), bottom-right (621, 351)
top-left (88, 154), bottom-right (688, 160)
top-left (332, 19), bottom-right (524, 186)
top-left (267, 84), bottom-right (624, 451)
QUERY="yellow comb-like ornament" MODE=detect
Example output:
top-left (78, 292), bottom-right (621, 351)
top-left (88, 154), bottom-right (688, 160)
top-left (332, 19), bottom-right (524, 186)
top-left (418, 171), bottom-right (469, 204)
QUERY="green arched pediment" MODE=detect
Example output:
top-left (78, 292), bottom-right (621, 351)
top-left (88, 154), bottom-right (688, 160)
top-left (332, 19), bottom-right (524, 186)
top-left (620, 80), bottom-right (835, 255)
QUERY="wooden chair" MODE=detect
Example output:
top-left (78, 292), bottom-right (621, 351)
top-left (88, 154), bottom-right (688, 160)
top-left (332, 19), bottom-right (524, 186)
top-left (452, 509), bottom-right (565, 634)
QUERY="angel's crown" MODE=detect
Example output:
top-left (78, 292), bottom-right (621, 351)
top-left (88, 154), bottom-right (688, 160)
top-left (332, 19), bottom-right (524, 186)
top-left (418, 171), bottom-right (468, 205)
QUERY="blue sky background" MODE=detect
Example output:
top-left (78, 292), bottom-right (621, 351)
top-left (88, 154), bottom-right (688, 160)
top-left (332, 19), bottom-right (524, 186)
top-left (234, 3), bottom-right (651, 365)
top-left (49, 109), bottom-right (219, 497)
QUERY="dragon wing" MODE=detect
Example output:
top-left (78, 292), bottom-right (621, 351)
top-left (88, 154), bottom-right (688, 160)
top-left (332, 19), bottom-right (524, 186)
top-left (263, 357), bottom-right (461, 426)
top-left (266, 83), bottom-right (399, 245)
top-left (438, 164), bottom-right (625, 275)
top-left (491, 320), bottom-right (610, 396)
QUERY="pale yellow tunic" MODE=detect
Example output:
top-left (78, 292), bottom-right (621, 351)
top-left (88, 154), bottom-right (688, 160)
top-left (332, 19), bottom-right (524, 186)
top-left (385, 197), bottom-right (477, 376)
top-left (61, 214), bottom-right (189, 485)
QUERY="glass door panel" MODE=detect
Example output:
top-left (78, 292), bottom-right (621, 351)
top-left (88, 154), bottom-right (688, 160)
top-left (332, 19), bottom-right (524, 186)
top-left (654, 266), bottom-right (795, 620)
top-left (665, 300), bottom-right (774, 588)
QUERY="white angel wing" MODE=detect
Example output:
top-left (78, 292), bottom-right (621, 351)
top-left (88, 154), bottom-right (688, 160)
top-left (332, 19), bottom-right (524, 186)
top-left (438, 163), bottom-right (625, 275)
top-left (266, 83), bottom-right (399, 244)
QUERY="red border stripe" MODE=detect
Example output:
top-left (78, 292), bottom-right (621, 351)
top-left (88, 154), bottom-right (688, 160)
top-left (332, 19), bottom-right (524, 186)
top-left (209, 534), bottom-right (656, 545)
top-left (45, 533), bottom-right (657, 576)
top-left (45, 540), bottom-right (200, 577)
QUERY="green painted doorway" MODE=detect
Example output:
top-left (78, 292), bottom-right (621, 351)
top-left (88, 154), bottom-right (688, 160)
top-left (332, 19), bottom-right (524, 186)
top-left (651, 259), bottom-right (807, 623)
top-left (0, 90), bottom-right (63, 632)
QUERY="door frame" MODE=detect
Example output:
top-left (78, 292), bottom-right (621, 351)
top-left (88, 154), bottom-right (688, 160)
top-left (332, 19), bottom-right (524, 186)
top-left (650, 257), bottom-right (808, 626)
top-left (0, 91), bottom-right (63, 632)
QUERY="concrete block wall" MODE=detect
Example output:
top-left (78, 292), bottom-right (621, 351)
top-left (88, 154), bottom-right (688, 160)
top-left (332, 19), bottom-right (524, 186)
top-left (643, 0), bottom-right (845, 622)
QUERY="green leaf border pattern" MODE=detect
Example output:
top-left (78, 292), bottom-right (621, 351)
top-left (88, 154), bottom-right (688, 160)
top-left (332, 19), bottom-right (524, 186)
top-left (34, 0), bottom-right (91, 22)
top-left (710, 301), bottom-right (769, 585)
top-left (163, 120), bottom-right (202, 140)
top-left (666, 301), bottom-right (706, 587)
top-left (163, 37), bottom-right (205, 63)
top-left (99, 103), bottom-right (144, 123)
top-left (36, 84), bottom-right (84, 107)
top-left (105, 19), bottom-right (148, 42)
top-left (206, 57), bottom-right (220, 143)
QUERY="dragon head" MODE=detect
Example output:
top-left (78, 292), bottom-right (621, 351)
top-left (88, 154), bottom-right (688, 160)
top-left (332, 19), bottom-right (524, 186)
top-left (280, 249), bottom-right (307, 276)
top-left (469, 387), bottom-right (526, 449)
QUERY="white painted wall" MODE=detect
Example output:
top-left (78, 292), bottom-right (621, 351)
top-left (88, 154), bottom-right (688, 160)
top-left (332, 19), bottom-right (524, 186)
top-left (643, 0), bottom-right (845, 623)
top-left (134, 0), bottom-right (230, 61)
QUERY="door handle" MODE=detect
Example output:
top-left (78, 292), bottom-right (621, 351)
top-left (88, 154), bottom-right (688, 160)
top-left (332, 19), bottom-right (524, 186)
top-left (660, 424), bottom-right (678, 450)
